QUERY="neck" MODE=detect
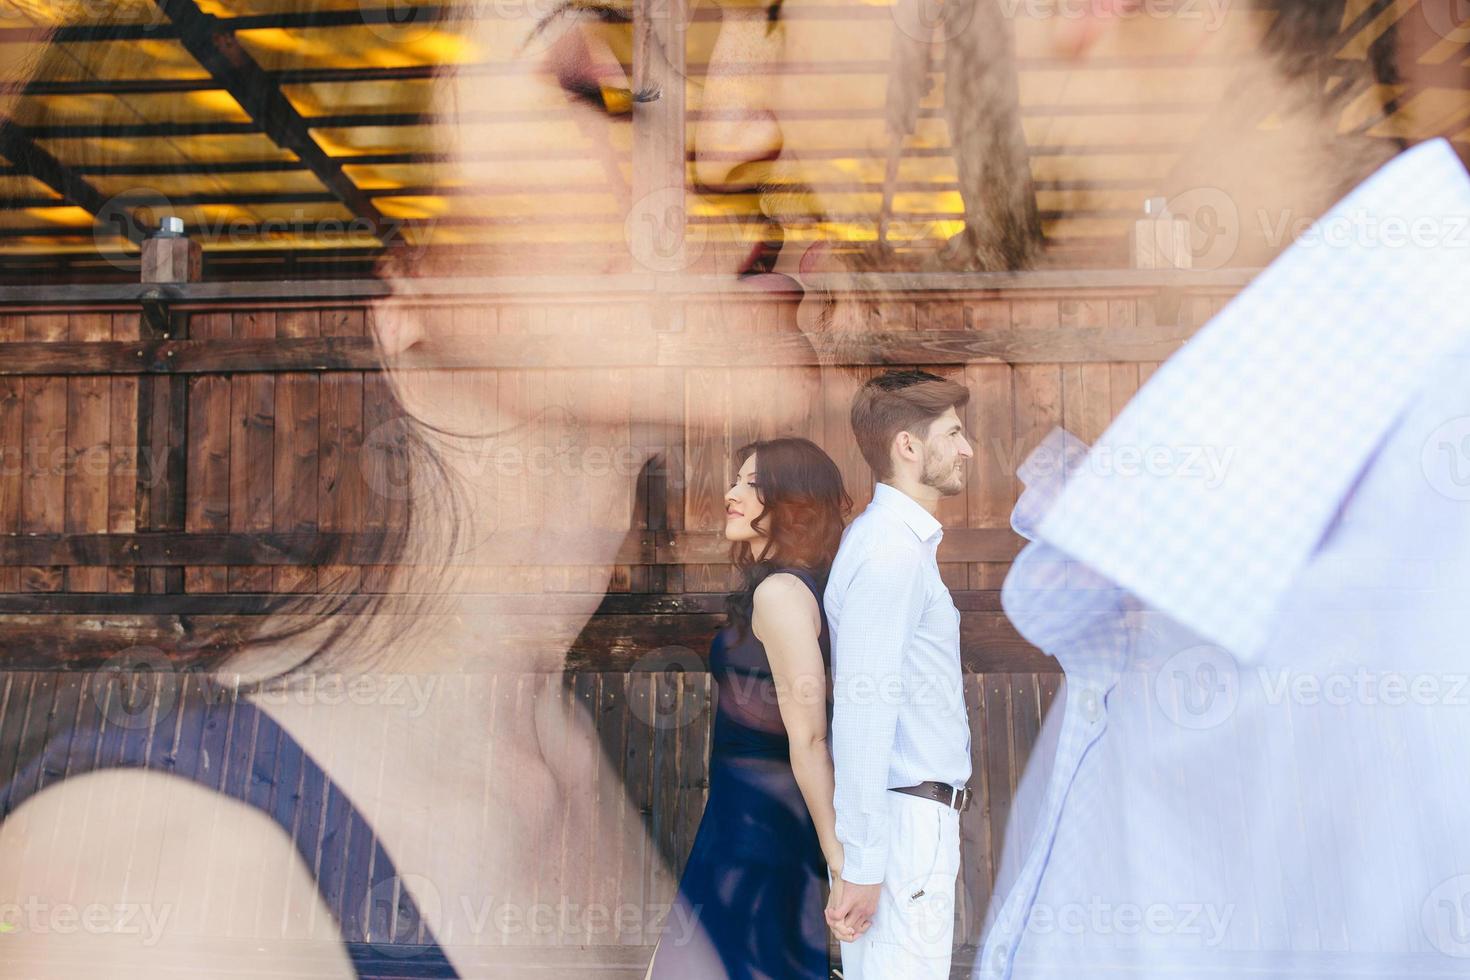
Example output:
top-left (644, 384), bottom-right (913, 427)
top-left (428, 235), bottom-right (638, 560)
top-left (881, 476), bottom-right (941, 518)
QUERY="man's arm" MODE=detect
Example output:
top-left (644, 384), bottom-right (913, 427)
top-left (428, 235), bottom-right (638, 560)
top-left (830, 539), bottom-right (926, 886)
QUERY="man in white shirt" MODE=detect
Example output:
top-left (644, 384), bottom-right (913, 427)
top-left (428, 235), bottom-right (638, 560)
top-left (974, 135), bottom-right (1470, 980)
top-left (824, 368), bottom-right (977, 979)
top-left (915, 0), bottom-right (1470, 975)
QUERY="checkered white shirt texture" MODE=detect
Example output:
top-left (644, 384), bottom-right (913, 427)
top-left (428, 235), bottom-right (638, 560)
top-left (827, 482), bottom-right (973, 886)
top-left (974, 137), bottom-right (1470, 979)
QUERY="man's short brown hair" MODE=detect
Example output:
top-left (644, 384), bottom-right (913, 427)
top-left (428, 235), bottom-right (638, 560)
top-left (850, 369), bottom-right (970, 481)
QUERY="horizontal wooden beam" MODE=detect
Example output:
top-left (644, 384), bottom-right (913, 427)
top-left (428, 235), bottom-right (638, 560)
top-left (0, 589), bottom-right (1010, 616)
top-left (0, 609), bottom-right (1055, 673)
top-left (0, 530), bottom-right (1027, 566)
top-left (0, 269), bottom-right (1253, 309)
top-left (0, 321), bottom-right (1194, 373)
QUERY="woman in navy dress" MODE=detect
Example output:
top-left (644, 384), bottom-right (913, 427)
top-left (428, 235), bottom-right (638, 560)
top-left (647, 436), bottom-right (854, 980)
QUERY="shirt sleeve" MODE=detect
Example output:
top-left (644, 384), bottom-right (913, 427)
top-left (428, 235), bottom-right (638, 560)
top-left (830, 537), bottom-right (927, 885)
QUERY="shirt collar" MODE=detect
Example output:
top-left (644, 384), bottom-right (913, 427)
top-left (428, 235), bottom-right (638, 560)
top-left (1034, 137), bottom-right (1470, 662)
top-left (871, 481), bottom-right (944, 543)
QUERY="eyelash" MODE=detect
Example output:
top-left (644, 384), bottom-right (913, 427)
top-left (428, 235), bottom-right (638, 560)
top-left (561, 77), bottom-right (662, 118)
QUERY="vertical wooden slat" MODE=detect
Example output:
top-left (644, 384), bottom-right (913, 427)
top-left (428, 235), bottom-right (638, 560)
top-left (7, 672), bottom-right (74, 881)
top-left (107, 311), bottom-right (140, 593)
top-left (262, 685), bottom-right (309, 942)
top-left (229, 311), bottom-right (276, 593)
top-left (646, 670), bottom-right (681, 930)
top-left (606, 674), bottom-right (649, 946)
top-left (595, 362), bottom-right (632, 596)
top-left (543, 675), bottom-right (577, 940)
top-left (682, 368), bottom-right (727, 593)
top-left (673, 672), bottom-right (710, 886)
top-left (212, 680), bottom-right (260, 938)
top-left (632, 363), bottom-right (684, 594)
top-left (960, 673), bottom-right (995, 942)
top-left (624, 674), bottom-right (656, 946)
top-left (968, 362), bottom-right (1015, 590)
top-left (566, 673), bottom-right (601, 944)
top-left (1009, 673), bottom-right (1043, 778)
top-left (21, 314), bottom-right (67, 592)
top-left (274, 310), bottom-right (321, 594)
top-left (0, 316), bottom-right (22, 593)
top-left (288, 676), bottom-right (331, 942)
top-left (54, 680), bottom-right (110, 904)
top-left (134, 296), bottom-right (189, 594)
top-left (981, 674), bottom-right (1014, 895)
top-left (585, 673), bottom-right (626, 946)
top-left (319, 309), bottom-right (368, 595)
top-left (64, 314), bottom-right (112, 592)
top-left (0, 672), bottom-right (34, 812)
top-left (0, 672), bottom-right (58, 819)
top-left (185, 312), bottom-right (233, 593)
top-left (240, 689), bottom-right (284, 940)
top-left (359, 369), bottom-right (396, 595)
top-left (356, 673), bottom-right (397, 948)
top-left (189, 676), bottom-right (239, 938)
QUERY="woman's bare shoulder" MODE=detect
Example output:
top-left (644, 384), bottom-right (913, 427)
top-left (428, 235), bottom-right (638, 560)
top-left (0, 768), bottom-right (352, 978)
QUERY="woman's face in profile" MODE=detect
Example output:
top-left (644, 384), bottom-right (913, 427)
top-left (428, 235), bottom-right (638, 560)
top-left (724, 453), bottom-right (765, 541)
top-left (375, 0), bottom-right (891, 440)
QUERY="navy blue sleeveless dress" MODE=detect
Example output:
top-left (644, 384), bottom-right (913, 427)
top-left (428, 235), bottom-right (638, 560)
top-left (0, 669), bottom-right (457, 979)
top-left (649, 566), bottom-right (834, 979)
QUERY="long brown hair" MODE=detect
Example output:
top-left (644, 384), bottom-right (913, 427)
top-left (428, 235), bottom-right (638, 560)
top-left (723, 437), bottom-right (851, 636)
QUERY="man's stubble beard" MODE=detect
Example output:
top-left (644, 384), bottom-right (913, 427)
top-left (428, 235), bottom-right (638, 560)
top-left (920, 446), bottom-right (966, 497)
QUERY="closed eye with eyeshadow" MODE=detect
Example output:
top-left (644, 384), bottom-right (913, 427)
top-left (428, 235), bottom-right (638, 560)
top-left (530, 0), bottom-right (661, 118)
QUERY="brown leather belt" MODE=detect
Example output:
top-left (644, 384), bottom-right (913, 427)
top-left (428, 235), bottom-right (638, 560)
top-left (889, 780), bottom-right (973, 813)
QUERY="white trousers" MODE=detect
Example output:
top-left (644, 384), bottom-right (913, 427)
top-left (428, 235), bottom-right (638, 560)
top-left (834, 790), bottom-right (962, 980)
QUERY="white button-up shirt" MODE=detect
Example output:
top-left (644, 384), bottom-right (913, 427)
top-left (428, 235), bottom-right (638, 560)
top-left (974, 137), bottom-right (1470, 978)
top-left (827, 481), bottom-right (973, 885)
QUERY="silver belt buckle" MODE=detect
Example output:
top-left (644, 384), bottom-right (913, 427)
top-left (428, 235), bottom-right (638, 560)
top-left (948, 784), bottom-right (960, 809)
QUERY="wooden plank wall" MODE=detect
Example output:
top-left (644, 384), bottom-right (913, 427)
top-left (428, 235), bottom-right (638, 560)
top-left (0, 286), bottom-right (1231, 964)
top-left (0, 290), bottom-right (1222, 657)
top-left (0, 665), bottom-right (1060, 969)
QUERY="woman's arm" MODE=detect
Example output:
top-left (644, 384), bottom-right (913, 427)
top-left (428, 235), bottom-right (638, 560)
top-left (751, 574), bottom-right (843, 875)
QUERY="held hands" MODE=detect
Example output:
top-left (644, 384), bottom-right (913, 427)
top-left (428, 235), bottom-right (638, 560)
top-left (825, 873), bottom-right (880, 943)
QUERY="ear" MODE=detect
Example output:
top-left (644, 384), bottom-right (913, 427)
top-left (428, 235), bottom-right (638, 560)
top-left (892, 428), bottom-right (917, 465)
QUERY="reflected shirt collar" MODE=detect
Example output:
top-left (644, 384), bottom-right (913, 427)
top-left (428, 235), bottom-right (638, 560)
top-left (1035, 138), bottom-right (1470, 662)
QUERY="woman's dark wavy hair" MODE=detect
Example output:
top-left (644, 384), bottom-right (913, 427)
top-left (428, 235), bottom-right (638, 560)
top-left (722, 437), bottom-right (851, 638)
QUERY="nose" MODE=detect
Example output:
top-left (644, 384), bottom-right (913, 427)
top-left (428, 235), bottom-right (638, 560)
top-left (959, 436), bottom-right (975, 459)
top-left (689, 17), bottom-right (783, 193)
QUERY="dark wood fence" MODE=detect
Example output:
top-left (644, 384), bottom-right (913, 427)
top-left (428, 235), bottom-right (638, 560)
top-left (0, 270), bottom-right (1243, 968)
